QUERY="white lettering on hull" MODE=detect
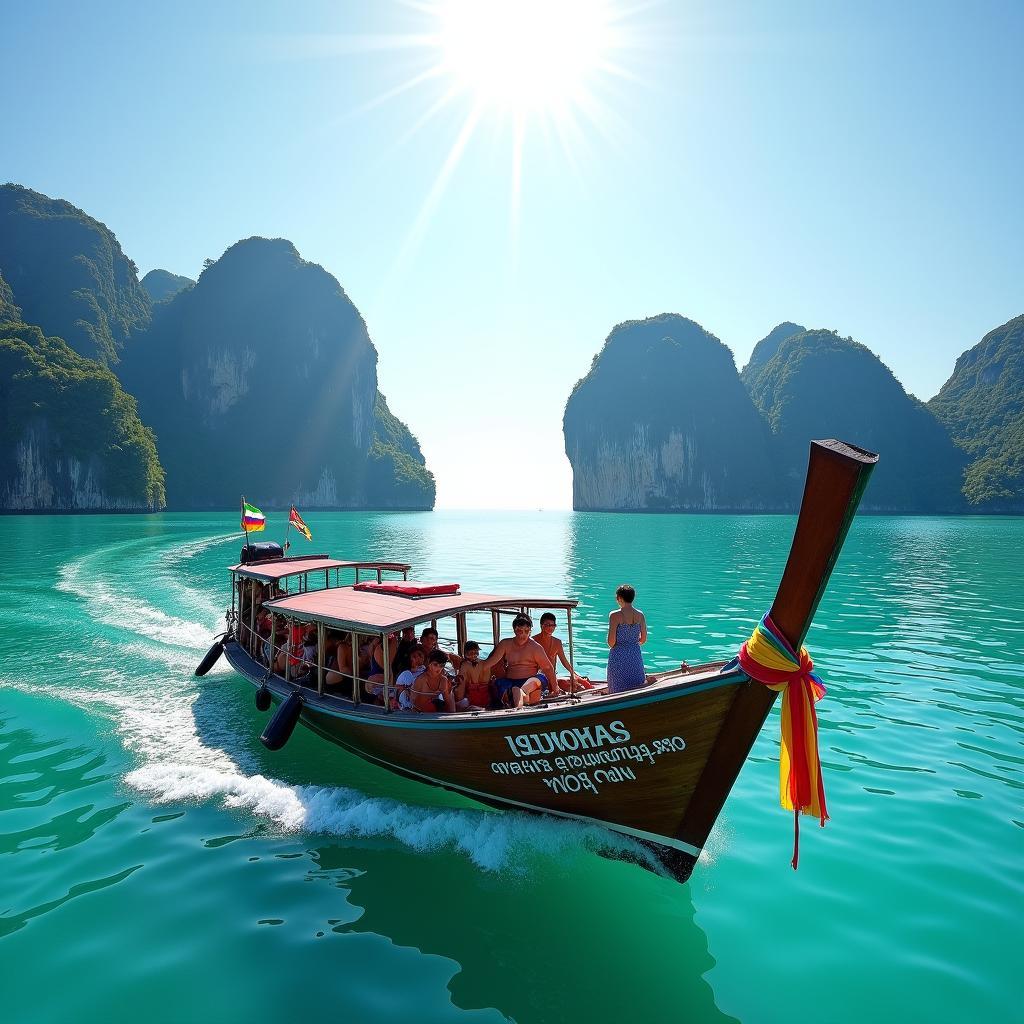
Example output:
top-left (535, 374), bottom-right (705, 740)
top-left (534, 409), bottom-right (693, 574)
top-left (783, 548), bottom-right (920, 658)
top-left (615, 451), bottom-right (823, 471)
top-left (492, 721), bottom-right (687, 794)
top-left (503, 720), bottom-right (632, 758)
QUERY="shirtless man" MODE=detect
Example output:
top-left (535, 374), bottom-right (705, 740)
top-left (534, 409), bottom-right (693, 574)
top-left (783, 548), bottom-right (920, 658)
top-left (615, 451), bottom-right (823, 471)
top-left (325, 632), bottom-right (354, 689)
top-left (533, 612), bottom-right (592, 692)
top-left (478, 613), bottom-right (560, 708)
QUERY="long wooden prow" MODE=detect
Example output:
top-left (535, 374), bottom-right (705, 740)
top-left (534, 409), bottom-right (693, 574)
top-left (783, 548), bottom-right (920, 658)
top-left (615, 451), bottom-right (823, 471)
top-left (770, 439), bottom-right (879, 652)
top-left (672, 439), bottom-right (879, 867)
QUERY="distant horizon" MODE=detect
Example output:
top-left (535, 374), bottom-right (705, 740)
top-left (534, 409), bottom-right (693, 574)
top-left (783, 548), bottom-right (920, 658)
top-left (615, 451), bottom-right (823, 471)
top-left (4, 502), bottom-right (1017, 517)
top-left (4, 1), bottom-right (1022, 509)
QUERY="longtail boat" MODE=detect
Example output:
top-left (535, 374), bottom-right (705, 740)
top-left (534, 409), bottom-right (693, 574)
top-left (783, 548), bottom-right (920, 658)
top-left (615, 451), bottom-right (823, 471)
top-left (197, 439), bottom-right (877, 881)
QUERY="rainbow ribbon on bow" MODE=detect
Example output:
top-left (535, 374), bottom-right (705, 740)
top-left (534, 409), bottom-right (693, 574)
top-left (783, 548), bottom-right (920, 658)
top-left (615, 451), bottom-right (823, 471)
top-left (738, 613), bottom-right (828, 868)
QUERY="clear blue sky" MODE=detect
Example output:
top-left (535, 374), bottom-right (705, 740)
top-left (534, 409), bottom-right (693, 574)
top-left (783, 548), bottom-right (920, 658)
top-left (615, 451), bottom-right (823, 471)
top-left (3, 1), bottom-right (1022, 507)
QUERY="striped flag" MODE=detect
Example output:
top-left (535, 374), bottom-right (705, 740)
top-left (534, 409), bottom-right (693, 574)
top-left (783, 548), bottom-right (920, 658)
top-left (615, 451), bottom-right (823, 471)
top-left (241, 501), bottom-right (266, 532)
top-left (289, 505), bottom-right (312, 541)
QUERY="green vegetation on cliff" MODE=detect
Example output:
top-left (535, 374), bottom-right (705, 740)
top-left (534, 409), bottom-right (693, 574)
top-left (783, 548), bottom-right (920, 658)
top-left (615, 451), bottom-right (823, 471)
top-left (141, 269), bottom-right (194, 304)
top-left (367, 393), bottom-right (435, 505)
top-left (564, 314), bottom-right (778, 510)
top-left (0, 184), bottom-right (151, 364)
top-left (0, 276), bottom-right (165, 510)
top-left (0, 272), bottom-right (19, 322)
top-left (122, 237), bottom-right (433, 509)
top-left (746, 329), bottom-right (966, 511)
top-left (740, 322), bottom-right (805, 387)
top-left (929, 315), bottom-right (1024, 509)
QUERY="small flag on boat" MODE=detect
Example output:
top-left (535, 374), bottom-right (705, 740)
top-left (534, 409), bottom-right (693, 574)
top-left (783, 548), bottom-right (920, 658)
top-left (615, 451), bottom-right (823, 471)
top-left (242, 501), bottom-right (266, 532)
top-left (289, 506), bottom-right (312, 542)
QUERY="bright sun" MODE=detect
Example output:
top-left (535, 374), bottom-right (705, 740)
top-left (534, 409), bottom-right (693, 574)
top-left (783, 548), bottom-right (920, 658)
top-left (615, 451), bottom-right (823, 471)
top-left (436, 0), bottom-right (616, 112)
top-left (341, 0), bottom-right (635, 266)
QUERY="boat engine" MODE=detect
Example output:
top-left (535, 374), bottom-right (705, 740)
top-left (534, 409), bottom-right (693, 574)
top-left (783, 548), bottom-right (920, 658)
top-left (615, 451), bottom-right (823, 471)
top-left (239, 541), bottom-right (284, 564)
top-left (260, 691), bottom-right (303, 750)
top-left (194, 640), bottom-right (224, 676)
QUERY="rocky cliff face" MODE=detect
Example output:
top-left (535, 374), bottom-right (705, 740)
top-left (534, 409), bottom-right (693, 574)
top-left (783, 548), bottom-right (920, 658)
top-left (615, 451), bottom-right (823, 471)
top-left (0, 184), bottom-right (151, 365)
top-left (928, 314), bottom-right (1024, 511)
top-left (564, 315), bottom-right (779, 510)
top-left (1, 422), bottom-right (160, 511)
top-left (0, 280), bottom-right (165, 512)
top-left (747, 329), bottom-right (967, 511)
top-left (121, 237), bottom-right (433, 509)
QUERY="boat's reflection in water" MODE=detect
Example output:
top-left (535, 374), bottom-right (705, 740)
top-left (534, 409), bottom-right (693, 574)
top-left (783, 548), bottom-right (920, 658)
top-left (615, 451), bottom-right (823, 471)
top-left (306, 840), bottom-right (738, 1024)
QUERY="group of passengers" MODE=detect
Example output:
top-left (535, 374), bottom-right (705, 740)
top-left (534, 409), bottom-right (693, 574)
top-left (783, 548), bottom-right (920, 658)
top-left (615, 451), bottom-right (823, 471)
top-left (366, 614), bottom-right (593, 713)
top-left (248, 609), bottom-right (594, 713)
top-left (384, 613), bottom-right (595, 713)
top-left (238, 573), bottom-right (663, 713)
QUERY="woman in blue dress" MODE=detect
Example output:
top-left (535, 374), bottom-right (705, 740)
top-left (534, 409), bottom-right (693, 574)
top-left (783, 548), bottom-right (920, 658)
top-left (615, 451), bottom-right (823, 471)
top-left (606, 584), bottom-right (648, 693)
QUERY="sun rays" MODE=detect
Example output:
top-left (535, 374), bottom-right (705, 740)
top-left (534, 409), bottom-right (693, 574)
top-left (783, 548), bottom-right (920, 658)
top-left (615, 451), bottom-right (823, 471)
top-left (346, 0), bottom-right (643, 271)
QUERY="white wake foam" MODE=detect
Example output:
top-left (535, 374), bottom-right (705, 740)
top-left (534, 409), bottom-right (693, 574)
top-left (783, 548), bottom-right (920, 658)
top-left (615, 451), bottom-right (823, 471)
top-left (58, 556), bottom-right (216, 651)
top-left (126, 758), bottom-right (647, 872)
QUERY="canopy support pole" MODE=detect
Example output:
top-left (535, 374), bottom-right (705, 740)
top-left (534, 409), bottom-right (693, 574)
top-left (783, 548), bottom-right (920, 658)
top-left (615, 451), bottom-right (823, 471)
top-left (567, 608), bottom-right (576, 696)
top-left (456, 613), bottom-right (467, 656)
top-left (249, 587), bottom-right (256, 655)
top-left (317, 621), bottom-right (325, 696)
top-left (382, 632), bottom-right (392, 713)
top-left (351, 632), bottom-right (360, 705)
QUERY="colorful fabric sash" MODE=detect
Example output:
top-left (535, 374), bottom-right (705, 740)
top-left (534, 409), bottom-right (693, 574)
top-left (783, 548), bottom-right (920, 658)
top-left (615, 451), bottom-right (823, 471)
top-left (738, 613), bottom-right (828, 868)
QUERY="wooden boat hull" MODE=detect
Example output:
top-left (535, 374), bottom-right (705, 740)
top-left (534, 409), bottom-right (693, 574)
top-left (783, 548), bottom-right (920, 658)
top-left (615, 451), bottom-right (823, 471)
top-left (225, 640), bottom-right (749, 879)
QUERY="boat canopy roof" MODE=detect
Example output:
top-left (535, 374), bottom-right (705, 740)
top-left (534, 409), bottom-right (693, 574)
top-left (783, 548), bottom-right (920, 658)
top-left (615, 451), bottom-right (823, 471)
top-left (230, 556), bottom-right (411, 583)
top-left (264, 584), bottom-right (578, 634)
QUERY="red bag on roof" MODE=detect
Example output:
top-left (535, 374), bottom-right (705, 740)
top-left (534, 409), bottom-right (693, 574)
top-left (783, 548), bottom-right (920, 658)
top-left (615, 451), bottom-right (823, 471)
top-left (353, 582), bottom-right (460, 597)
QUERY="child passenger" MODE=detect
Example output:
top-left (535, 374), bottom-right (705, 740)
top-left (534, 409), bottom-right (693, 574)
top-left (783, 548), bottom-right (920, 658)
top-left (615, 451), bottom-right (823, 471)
top-left (395, 645), bottom-right (426, 710)
top-left (457, 641), bottom-right (494, 710)
top-left (411, 651), bottom-right (456, 714)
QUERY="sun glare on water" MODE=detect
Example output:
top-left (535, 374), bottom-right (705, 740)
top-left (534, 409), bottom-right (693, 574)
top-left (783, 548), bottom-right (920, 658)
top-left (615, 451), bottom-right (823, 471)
top-left (437, 0), bottom-right (616, 112)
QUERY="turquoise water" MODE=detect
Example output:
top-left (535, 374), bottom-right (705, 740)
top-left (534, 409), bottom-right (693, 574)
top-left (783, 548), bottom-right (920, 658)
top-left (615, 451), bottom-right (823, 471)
top-left (1, 512), bottom-right (1021, 1023)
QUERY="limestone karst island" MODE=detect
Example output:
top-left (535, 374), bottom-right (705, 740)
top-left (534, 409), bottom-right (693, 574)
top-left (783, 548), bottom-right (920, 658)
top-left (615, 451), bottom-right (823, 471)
top-left (0, 184), bottom-right (434, 512)
top-left (2, 183), bottom-right (1021, 514)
